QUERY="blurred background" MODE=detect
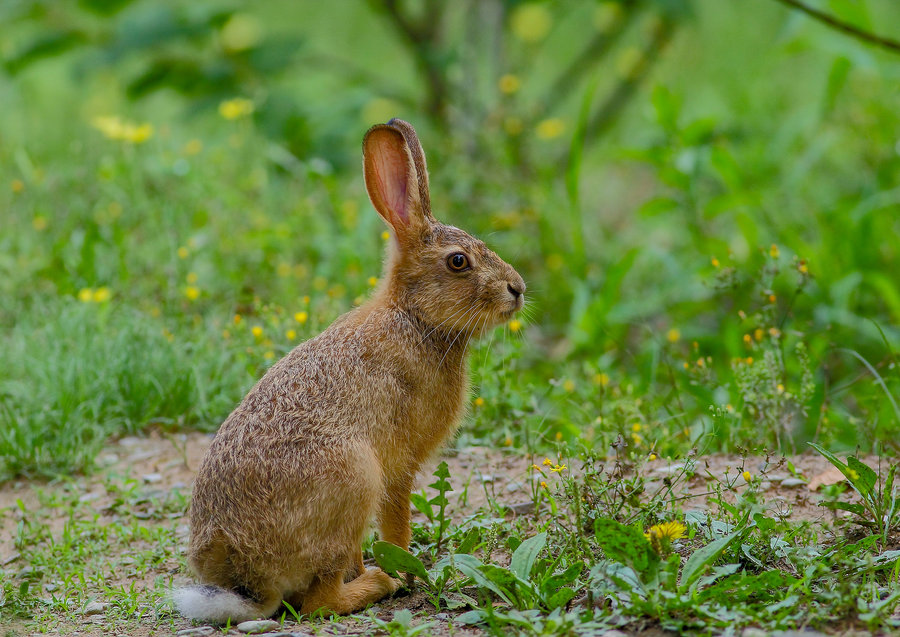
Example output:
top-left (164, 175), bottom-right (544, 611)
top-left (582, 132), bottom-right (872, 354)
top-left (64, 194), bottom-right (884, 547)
top-left (1, 0), bottom-right (899, 479)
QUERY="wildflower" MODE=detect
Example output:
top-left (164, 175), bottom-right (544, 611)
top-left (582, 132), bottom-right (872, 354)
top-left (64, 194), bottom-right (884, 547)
top-left (632, 423), bottom-right (642, 432)
top-left (776, 383), bottom-right (785, 394)
top-left (555, 431), bottom-right (563, 441)
top-left (508, 319), bottom-right (522, 332)
top-left (667, 328), bottom-right (680, 343)
top-left (768, 294), bottom-right (776, 303)
top-left (768, 327), bottom-right (781, 338)
top-left (264, 350), bottom-right (275, 360)
top-left (12, 179), bottom-right (24, 193)
top-left (92, 287), bottom-right (111, 303)
top-left (368, 276), bottom-right (378, 287)
top-left (648, 453), bottom-right (657, 461)
top-left (742, 471), bottom-right (752, 482)
top-left (163, 328), bottom-right (175, 343)
top-left (302, 295), bottom-right (310, 304)
top-left (177, 246), bottom-right (189, 259)
top-left (593, 372), bottom-right (609, 386)
top-left (381, 231), bottom-right (390, 241)
top-left (219, 98), bottom-right (254, 120)
top-left (184, 139), bottom-right (203, 155)
top-left (645, 520), bottom-right (686, 542)
top-left (550, 463), bottom-right (566, 473)
top-left (286, 329), bottom-right (297, 340)
top-left (683, 362), bottom-right (689, 370)
top-left (32, 216), bottom-right (48, 231)
top-left (186, 272), bottom-right (198, 284)
top-left (536, 118), bottom-right (565, 140)
top-left (504, 436), bottom-right (513, 446)
top-left (504, 117), bottom-right (524, 136)
top-left (798, 261), bottom-right (808, 274)
top-left (540, 481), bottom-right (548, 489)
top-left (184, 286), bottom-right (200, 301)
top-left (770, 244), bottom-right (779, 258)
top-left (92, 116), bottom-right (154, 143)
top-left (711, 257), bottom-right (720, 267)
top-left (78, 288), bottom-right (93, 302)
top-left (294, 311), bottom-right (308, 324)
top-left (510, 3), bottom-right (552, 43)
top-left (696, 358), bottom-right (705, 368)
top-left (754, 328), bottom-right (764, 342)
top-left (562, 379), bottom-right (575, 392)
top-left (251, 326), bottom-right (263, 338)
top-left (746, 357), bottom-right (754, 365)
top-left (631, 433), bottom-right (642, 444)
top-left (234, 314), bottom-right (242, 325)
top-left (498, 74), bottom-right (521, 94)
top-left (543, 458), bottom-right (553, 467)
top-left (474, 397), bottom-right (485, 407)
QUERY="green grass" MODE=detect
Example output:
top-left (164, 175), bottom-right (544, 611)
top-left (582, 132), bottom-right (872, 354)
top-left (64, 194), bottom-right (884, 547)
top-left (2, 0), bottom-right (900, 633)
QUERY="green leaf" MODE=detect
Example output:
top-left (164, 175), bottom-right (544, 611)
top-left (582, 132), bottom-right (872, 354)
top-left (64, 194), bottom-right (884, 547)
top-left (456, 527), bottom-right (481, 554)
top-left (409, 492), bottom-right (433, 521)
top-left (679, 531), bottom-right (740, 591)
top-left (808, 442), bottom-right (850, 473)
top-left (453, 554), bottom-right (513, 604)
top-left (847, 456), bottom-right (877, 498)
top-left (372, 541), bottom-right (431, 587)
top-left (509, 532), bottom-right (547, 581)
top-left (594, 518), bottom-right (658, 575)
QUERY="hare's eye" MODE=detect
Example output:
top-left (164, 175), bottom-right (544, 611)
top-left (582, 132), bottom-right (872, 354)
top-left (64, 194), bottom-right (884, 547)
top-left (447, 253), bottom-right (469, 272)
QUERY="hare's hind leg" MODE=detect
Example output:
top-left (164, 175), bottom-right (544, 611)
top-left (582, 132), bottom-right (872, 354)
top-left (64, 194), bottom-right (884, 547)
top-left (300, 568), bottom-right (399, 616)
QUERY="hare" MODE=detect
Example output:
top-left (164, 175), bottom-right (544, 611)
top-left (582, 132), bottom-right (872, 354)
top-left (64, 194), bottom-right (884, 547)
top-left (173, 119), bottom-right (525, 623)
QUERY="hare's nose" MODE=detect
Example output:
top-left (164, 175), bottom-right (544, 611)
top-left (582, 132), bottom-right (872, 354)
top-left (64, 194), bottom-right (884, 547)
top-left (507, 281), bottom-right (525, 300)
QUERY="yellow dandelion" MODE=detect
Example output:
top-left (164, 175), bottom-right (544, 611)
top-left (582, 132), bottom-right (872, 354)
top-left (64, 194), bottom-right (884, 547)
top-left (264, 350), bottom-right (275, 360)
top-left (294, 311), bottom-right (308, 324)
top-left (645, 520), bottom-right (686, 542)
top-left (508, 318), bottom-right (522, 332)
top-left (776, 383), bottom-right (785, 394)
top-left (184, 286), bottom-right (200, 301)
top-left (743, 334), bottom-right (752, 345)
top-left (177, 246), bottom-right (189, 259)
top-left (555, 431), bottom-right (563, 442)
top-left (593, 372), bottom-right (609, 387)
top-left (78, 288), bottom-right (93, 303)
top-left (186, 272), bottom-right (198, 284)
top-left (769, 244), bottom-right (779, 258)
top-left (648, 453), bottom-right (657, 461)
top-left (631, 433), bottom-right (642, 444)
top-left (219, 98), bottom-right (254, 120)
top-left (711, 257), bottom-right (720, 268)
top-left (32, 216), bottom-right (48, 231)
top-left (666, 328), bottom-right (680, 343)
top-left (12, 179), bottom-right (24, 193)
top-left (286, 329), bottom-right (297, 340)
top-left (251, 326), bottom-right (263, 338)
top-left (92, 287), bottom-right (111, 303)
top-left (746, 357), bottom-right (754, 365)
top-left (498, 74), bottom-right (521, 94)
top-left (302, 295), bottom-right (310, 304)
top-left (510, 3), bottom-right (553, 43)
top-left (368, 276), bottom-right (378, 287)
top-left (683, 362), bottom-right (690, 370)
top-left (696, 358), bottom-right (705, 368)
top-left (742, 470), bottom-right (752, 482)
top-left (563, 379), bottom-right (575, 392)
top-left (754, 328), bottom-right (764, 342)
top-left (632, 423), bottom-right (642, 432)
top-left (474, 397), bottom-right (485, 407)
top-left (536, 118), bottom-right (565, 140)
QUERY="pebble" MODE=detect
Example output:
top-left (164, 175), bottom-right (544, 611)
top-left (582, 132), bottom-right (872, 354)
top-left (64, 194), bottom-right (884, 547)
top-left (507, 502), bottom-right (534, 516)
top-left (653, 464), bottom-right (685, 474)
top-left (142, 473), bottom-right (163, 483)
top-left (505, 480), bottom-right (524, 493)
top-left (742, 629), bottom-right (767, 637)
top-left (480, 474), bottom-right (494, 483)
top-left (176, 628), bottom-right (215, 637)
top-left (82, 601), bottom-right (108, 615)
top-left (780, 478), bottom-right (807, 488)
top-left (600, 631), bottom-right (629, 637)
top-left (236, 619), bottom-right (282, 634)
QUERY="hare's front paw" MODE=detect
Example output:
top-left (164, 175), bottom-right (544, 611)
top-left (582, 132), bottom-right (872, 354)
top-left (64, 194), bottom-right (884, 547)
top-left (368, 567), bottom-right (402, 595)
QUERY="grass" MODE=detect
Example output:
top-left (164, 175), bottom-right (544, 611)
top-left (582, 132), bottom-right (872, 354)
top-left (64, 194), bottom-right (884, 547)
top-left (2, 0), bottom-right (900, 633)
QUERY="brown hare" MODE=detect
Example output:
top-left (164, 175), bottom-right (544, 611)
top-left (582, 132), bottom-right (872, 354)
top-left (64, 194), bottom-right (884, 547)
top-left (173, 119), bottom-right (525, 623)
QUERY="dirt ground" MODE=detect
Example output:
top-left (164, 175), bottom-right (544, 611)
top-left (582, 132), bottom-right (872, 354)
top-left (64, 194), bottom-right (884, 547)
top-left (0, 431), bottom-right (880, 636)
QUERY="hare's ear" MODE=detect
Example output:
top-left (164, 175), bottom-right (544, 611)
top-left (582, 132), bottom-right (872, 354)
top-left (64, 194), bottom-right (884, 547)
top-left (363, 120), bottom-right (434, 241)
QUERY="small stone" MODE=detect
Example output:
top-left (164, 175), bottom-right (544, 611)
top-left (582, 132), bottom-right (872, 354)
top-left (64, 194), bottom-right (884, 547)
top-left (507, 502), bottom-right (534, 516)
top-left (433, 613), bottom-right (449, 621)
top-left (653, 464), bottom-right (685, 475)
top-left (142, 473), bottom-right (163, 483)
top-left (781, 478), bottom-right (807, 488)
top-left (83, 601), bottom-right (108, 615)
top-left (505, 480), bottom-right (524, 493)
top-left (600, 631), bottom-right (629, 637)
top-left (759, 481), bottom-right (772, 491)
top-left (236, 620), bottom-right (282, 634)
top-left (742, 628), bottom-right (768, 637)
top-left (176, 628), bottom-right (215, 637)
top-left (480, 475), bottom-right (494, 483)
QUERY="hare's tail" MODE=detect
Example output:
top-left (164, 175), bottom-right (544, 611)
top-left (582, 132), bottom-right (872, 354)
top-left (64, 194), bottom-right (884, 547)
top-left (172, 585), bottom-right (279, 624)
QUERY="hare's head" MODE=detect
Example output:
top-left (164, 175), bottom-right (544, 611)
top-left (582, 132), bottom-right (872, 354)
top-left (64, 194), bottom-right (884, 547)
top-left (363, 119), bottom-right (525, 338)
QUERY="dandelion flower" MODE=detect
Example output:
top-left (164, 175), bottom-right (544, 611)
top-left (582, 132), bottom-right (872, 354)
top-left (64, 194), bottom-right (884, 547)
top-left (648, 453), bottom-right (657, 461)
top-left (645, 520), bottom-right (686, 542)
top-left (219, 98), bottom-right (254, 120)
top-left (184, 286), bottom-right (200, 301)
top-left (286, 329), bottom-right (297, 340)
top-left (498, 74), bottom-right (521, 94)
top-left (186, 272), bottom-right (198, 284)
top-left (264, 350), bottom-right (275, 360)
top-left (252, 326), bottom-right (263, 338)
top-left (78, 288), bottom-right (93, 303)
top-left (504, 436), bottom-right (513, 446)
top-left (294, 311), bottom-right (308, 324)
top-left (234, 314), bottom-right (242, 325)
top-left (666, 328), bottom-right (680, 343)
top-left (474, 397), bottom-right (485, 407)
top-left (177, 246), bottom-right (189, 259)
top-left (536, 118), bottom-right (565, 140)
top-left (92, 287), bottom-right (111, 303)
top-left (562, 379), bottom-right (575, 392)
top-left (508, 319), bottom-right (522, 332)
top-left (593, 372), bottom-right (609, 386)
top-left (711, 257), bottom-right (720, 267)
top-left (510, 3), bottom-right (552, 43)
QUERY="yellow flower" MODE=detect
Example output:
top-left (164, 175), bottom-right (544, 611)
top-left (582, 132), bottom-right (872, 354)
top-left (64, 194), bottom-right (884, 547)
top-left (177, 246), bottom-right (189, 259)
top-left (251, 326), bottom-right (263, 338)
top-left (696, 358), bottom-right (705, 368)
top-left (593, 372), bottom-right (609, 386)
top-left (683, 362), bottom-right (689, 370)
top-left (92, 287), bottom-right (111, 303)
top-left (550, 463), bottom-right (566, 473)
top-left (504, 116), bottom-right (524, 136)
top-left (264, 350), bottom-right (275, 360)
top-left (32, 216), bottom-right (48, 231)
top-left (294, 311), bottom-right (308, 324)
top-left (666, 328), bottom-right (680, 343)
top-left (504, 436), bottom-right (513, 446)
top-left (743, 334), bottom-right (752, 346)
top-left (498, 74), bottom-right (521, 94)
top-left (768, 294), bottom-right (777, 303)
top-left (631, 432), bottom-right (642, 444)
top-left (754, 328), bottom-right (764, 342)
top-left (508, 319), bottom-right (522, 332)
top-left (768, 327), bottom-right (781, 338)
top-left (510, 3), bottom-right (553, 43)
top-left (746, 357), bottom-right (754, 365)
top-left (92, 116), bottom-right (153, 143)
top-left (11, 179), bottom-right (24, 193)
top-left (536, 118), bottom-right (565, 140)
top-left (769, 244), bottom-right (779, 258)
top-left (78, 288), bottom-right (93, 303)
top-left (474, 397), bottom-right (485, 407)
top-left (632, 423), bottom-right (642, 432)
top-left (381, 231), bottom-right (391, 241)
top-left (184, 139), bottom-right (203, 155)
top-left (286, 329), bottom-right (297, 340)
top-left (711, 256), bottom-right (720, 268)
top-left (234, 314), bottom-right (242, 325)
top-left (543, 458), bottom-right (553, 467)
top-left (186, 272), bottom-right (198, 284)
top-left (776, 383), bottom-right (785, 394)
top-left (163, 328), bottom-right (175, 343)
top-left (184, 286), bottom-right (200, 301)
top-left (562, 379), bottom-right (575, 392)
top-left (302, 295), bottom-right (310, 304)
top-left (368, 276), bottom-right (378, 287)
top-left (219, 98), bottom-right (254, 120)
top-left (648, 453), bottom-right (657, 461)
top-left (645, 520), bottom-right (686, 542)
top-left (798, 261), bottom-right (808, 274)
top-left (742, 471), bottom-right (752, 482)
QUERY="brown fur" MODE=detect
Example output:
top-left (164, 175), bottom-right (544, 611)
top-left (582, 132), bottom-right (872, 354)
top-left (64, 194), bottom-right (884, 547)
top-left (180, 120), bottom-right (525, 622)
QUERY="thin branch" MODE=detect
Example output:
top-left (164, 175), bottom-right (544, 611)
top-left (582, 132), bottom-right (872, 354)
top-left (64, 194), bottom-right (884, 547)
top-left (772, 0), bottom-right (900, 54)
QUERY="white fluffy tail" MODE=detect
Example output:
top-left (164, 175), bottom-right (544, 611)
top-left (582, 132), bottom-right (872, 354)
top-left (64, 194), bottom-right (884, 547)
top-left (171, 585), bottom-right (270, 624)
